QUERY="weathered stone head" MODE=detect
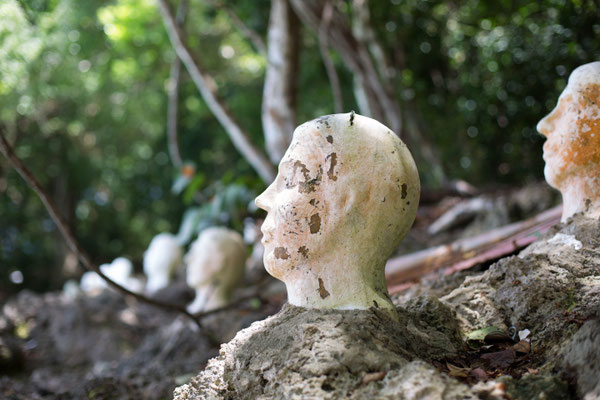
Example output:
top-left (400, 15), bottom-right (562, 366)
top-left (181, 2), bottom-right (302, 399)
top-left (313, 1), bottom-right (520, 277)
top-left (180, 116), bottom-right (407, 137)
top-left (255, 112), bottom-right (420, 313)
top-left (143, 233), bottom-right (183, 294)
top-left (185, 227), bottom-right (247, 313)
top-left (537, 62), bottom-right (600, 221)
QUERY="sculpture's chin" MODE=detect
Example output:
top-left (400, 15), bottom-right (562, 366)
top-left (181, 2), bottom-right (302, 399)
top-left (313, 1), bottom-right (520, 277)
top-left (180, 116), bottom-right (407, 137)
top-left (544, 164), bottom-right (561, 190)
top-left (263, 254), bottom-right (288, 281)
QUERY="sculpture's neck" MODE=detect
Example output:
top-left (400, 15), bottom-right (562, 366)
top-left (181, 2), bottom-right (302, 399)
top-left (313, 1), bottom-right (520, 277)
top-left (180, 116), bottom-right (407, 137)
top-left (146, 274), bottom-right (169, 293)
top-left (559, 173), bottom-right (600, 221)
top-left (187, 284), bottom-right (230, 313)
top-left (283, 253), bottom-right (396, 316)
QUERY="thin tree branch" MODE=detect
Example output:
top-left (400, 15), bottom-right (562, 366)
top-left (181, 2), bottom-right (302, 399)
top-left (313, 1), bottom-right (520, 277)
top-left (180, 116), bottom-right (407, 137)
top-left (0, 129), bottom-right (205, 331)
top-left (318, 1), bottom-right (343, 113)
top-left (166, 0), bottom-right (187, 169)
top-left (351, 0), bottom-right (395, 86)
top-left (156, 0), bottom-right (276, 183)
top-left (207, 0), bottom-right (267, 57)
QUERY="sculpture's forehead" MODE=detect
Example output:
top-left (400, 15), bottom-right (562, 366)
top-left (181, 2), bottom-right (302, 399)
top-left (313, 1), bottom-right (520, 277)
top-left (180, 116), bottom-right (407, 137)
top-left (561, 66), bottom-right (600, 100)
top-left (568, 63), bottom-right (600, 88)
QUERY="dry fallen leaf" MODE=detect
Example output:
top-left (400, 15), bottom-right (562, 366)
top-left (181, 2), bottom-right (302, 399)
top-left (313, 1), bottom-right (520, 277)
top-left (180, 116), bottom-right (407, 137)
top-left (481, 348), bottom-right (516, 369)
top-left (527, 368), bottom-right (539, 375)
top-left (470, 367), bottom-right (488, 381)
top-left (363, 371), bottom-right (386, 384)
top-left (446, 362), bottom-right (470, 378)
top-left (466, 326), bottom-right (509, 347)
top-left (513, 340), bottom-right (531, 354)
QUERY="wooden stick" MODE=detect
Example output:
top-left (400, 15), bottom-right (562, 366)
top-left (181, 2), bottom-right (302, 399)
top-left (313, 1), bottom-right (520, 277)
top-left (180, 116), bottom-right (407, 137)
top-left (386, 205), bottom-right (562, 291)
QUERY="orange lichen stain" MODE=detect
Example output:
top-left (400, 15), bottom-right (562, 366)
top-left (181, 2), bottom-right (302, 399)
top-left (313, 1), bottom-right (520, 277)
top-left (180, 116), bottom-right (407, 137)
top-left (564, 83), bottom-right (600, 168)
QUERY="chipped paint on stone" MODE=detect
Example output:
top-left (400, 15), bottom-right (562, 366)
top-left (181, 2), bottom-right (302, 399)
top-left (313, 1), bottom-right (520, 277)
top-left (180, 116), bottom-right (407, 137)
top-left (298, 246), bottom-right (309, 258)
top-left (326, 152), bottom-right (338, 181)
top-left (274, 247), bottom-right (290, 259)
top-left (318, 278), bottom-right (330, 299)
top-left (309, 214), bottom-right (321, 233)
top-left (401, 183), bottom-right (408, 199)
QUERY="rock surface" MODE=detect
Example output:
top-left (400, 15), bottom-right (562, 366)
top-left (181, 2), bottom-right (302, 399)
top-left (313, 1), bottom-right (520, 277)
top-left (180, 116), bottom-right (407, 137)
top-left (174, 303), bottom-right (478, 400)
top-left (0, 283), bottom-right (280, 399)
top-left (175, 215), bottom-right (599, 399)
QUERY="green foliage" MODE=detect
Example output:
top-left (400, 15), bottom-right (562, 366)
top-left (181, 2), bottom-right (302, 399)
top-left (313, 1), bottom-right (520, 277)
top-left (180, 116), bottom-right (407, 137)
top-left (0, 0), bottom-right (266, 295)
top-left (371, 0), bottom-right (600, 184)
top-left (176, 182), bottom-right (257, 244)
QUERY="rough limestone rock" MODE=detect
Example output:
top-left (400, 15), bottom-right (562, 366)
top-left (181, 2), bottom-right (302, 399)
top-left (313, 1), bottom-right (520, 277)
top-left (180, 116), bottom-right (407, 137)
top-left (559, 319), bottom-right (600, 399)
top-left (173, 302), bottom-right (495, 399)
top-left (442, 215), bottom-right (599, 353)
top-left (175, 215), bottom-right (599, 400)
top-left (439, 215), bottom-right (600, 399)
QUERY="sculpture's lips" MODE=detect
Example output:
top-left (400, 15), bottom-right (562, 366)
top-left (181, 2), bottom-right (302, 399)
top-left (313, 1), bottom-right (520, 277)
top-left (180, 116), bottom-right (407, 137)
top-left (261, 230), bottom-right (273, 244)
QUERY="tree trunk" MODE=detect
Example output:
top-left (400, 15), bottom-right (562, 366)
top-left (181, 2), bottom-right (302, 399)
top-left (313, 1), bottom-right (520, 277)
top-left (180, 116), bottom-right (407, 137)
top-left (261, 0), bottom-right (300, 164)
top-left (290, 0), bottom-right (447, 185)
top-left (166, 1), bottom-right (188, 169)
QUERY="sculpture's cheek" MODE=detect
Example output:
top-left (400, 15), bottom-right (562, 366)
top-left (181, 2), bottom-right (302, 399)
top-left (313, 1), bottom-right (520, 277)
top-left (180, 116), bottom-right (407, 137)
top-left (544, 84), bottom-right (600, 184)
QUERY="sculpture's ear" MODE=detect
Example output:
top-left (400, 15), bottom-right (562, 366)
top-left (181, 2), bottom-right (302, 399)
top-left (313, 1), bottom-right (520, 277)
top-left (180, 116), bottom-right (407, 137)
top-left (333, 188), bottom-right (355, 216)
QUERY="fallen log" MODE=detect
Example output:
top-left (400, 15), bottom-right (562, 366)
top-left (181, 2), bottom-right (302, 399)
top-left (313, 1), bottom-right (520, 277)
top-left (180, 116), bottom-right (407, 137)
top-left (386, 205), bottom-right (562, 293)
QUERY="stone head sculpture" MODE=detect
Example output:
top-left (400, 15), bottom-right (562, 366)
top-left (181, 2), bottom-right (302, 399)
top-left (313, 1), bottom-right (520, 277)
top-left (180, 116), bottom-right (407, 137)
top-left (143, 233), bottom-right (183, 294)
top-left (255, 112), bottom-right (420, 313)
top-left (185, 227), bottom-right (247, 313)
top-left (537, 62), bottom-right (600, 221)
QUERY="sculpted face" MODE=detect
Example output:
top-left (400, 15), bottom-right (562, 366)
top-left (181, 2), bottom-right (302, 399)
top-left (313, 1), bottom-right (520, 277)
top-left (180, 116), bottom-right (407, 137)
top-left (255, 113), bottom-right (420, 311)
top-left (536, 62), bottom-right (600, 221)
top-left (255, 128), bottom-right (330, 281)
top-left (537, 63), bottom-right (600, 189)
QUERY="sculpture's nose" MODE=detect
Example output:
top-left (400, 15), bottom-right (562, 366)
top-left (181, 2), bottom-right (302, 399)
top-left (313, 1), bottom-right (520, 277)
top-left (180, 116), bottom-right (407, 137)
top-left (536, 111), bottom-right (555, 137)
top-left (255, 184), bottom-right (274, 213)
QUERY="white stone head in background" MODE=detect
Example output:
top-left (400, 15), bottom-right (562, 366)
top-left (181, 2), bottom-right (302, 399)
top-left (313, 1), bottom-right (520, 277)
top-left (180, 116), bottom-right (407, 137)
top-left (537, 61), bottom-right (600, 221)
top-left (80, 257), bottom-right (141, 294)
top-left (185, 227), bottom-right (247, 313)
top-left (143, 233), bottom-right (183, 294)
top-left (255, 112), bottom-right (420, 313)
